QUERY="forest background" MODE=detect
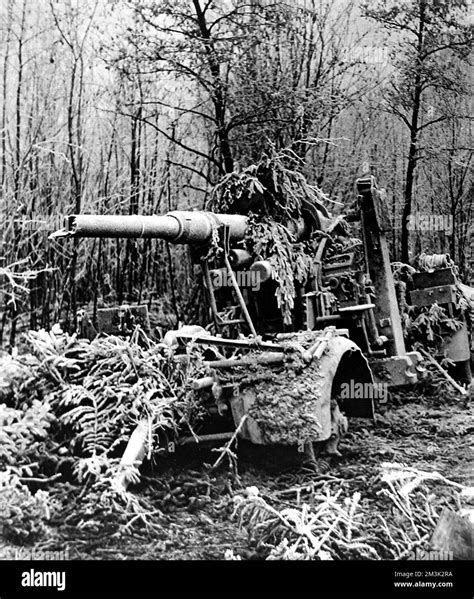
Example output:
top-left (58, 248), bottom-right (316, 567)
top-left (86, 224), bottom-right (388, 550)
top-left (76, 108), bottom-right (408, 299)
top-left (0, 0), bottom-right (472, 347)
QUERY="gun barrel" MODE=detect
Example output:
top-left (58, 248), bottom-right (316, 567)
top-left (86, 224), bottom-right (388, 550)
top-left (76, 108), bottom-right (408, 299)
top-left (58, 211), bottom-right (249, 244)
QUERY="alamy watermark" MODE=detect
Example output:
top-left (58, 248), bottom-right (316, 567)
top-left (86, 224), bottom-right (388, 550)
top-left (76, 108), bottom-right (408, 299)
top-left (11, 547), bottom-right (70, 560)
top-left (407, 213), bottom-right (453, 235)
top-left (211, 269), bottom-right (262, 291)
top-left (407, 548), bottom-right (453, 561)
top-left (343, 45), bottom-right (389, 66)
top-left (0, 495), bottom-right (7, 507)
top-left (340, 381), bottom-right (388, 403)
top-left (0, 215), bottom-right (65, 233)
top-left (0, 495), bottom-right (8, 524)
top-left (0, 495), bottom-right (69, 560)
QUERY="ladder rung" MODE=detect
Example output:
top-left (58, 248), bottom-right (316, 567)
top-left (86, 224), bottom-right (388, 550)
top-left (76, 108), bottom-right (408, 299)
top-left (218, 319), bottom-right (245, 325)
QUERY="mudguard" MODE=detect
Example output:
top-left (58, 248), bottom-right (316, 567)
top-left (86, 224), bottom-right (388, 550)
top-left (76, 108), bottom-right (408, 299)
top-left (230, 336), bottom-right (374, 445)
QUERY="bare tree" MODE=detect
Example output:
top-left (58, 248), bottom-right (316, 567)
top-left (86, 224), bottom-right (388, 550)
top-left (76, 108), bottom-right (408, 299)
top-left (363, 0), bottom-right (472, 263)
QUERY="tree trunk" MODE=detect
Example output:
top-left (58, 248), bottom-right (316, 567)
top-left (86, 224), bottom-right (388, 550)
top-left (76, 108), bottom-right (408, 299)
top-left (192, 0), bottom-right (234, 174)
top-left (1, 0), bottom-right (12, 188)
top-left (14, 1), bottom-right (26, 204)
top-left (401, 121), bottom-right (419, 263)
top-left (400, 2), bottom-right (426, 264)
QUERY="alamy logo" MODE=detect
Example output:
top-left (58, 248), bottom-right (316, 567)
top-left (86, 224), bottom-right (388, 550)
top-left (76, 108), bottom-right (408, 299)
top-left (21, 569), bottom-right (66, 592)
top-left (340, 381), bottom-right (388, 403)
top-left (407, 548), bottom-right (453, 561)
top-left (15, 547), bottom-right (70, 560)
top-left (211, 269), bottom-right (262, 291)
top-left (345, 46), bottom-right (389, 65)
top-left (407, 213), bottom-right (453, 235)
top-left (0, 214), bottom-right (64, 233)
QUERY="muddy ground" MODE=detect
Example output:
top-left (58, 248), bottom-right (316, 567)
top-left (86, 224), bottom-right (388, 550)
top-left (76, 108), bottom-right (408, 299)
top-left (1, 385), bottom-right (472, 561)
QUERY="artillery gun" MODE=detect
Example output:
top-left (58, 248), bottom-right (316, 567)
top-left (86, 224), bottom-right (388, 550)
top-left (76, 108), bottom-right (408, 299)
top-left (52, 176), bottom-right (428, 480)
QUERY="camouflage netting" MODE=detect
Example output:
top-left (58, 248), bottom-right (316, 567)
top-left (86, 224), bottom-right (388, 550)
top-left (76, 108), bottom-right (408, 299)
top-left (206, 150), bottom-right (335, 324)
top-left (207, 150), bottom-right (330, 219)
top-left (245, 360), bottom-right (325, 445)
top-left (0, 326), bottom-right (472, 560)
top-left (213, 332), bottom-right (358, 446)
top-left (0, 327), bottom-right (208, 480)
